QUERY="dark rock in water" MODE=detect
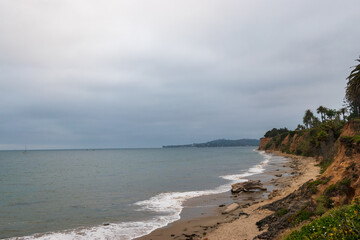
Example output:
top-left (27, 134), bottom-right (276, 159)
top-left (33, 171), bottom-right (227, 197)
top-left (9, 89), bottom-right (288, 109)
top-left (103, 223), bottom-right (110, 226)
top-left (231, 180), bottom-right (267, 193)
top-left (219, 204), bottom-right (226, 207)
top-left (275, 174), bottom-right (282, 177)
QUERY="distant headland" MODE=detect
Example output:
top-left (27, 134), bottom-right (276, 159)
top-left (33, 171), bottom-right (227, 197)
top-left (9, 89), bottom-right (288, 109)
top-left (162, 138), bottom-right (260, 148)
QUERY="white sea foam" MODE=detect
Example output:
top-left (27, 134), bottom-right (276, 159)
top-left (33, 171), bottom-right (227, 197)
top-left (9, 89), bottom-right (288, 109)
top-left (221, 150), bottom-right (270, 181)
top-left (10, 219), bottom-right (170, 240)
top-left (10, 150), bottom-right (272, 240)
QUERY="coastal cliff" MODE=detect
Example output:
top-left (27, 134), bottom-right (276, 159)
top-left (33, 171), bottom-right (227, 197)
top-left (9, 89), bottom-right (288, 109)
top-left (319, 122), bottom-right (360, 200)
top-left (256, 121), bottom-right (360, 239)
top-left (258, 137), bottom-right (272, 150)
top-left (208, 57), bottom-right (360, 239)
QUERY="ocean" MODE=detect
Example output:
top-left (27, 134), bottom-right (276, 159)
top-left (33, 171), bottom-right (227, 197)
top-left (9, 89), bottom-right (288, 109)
top-left (0, 147), bottom-right (271, 239)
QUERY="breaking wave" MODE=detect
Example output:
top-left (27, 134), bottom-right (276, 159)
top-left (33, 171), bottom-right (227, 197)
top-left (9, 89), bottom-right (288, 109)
top-left (9, 150), bottom-right (271, 240)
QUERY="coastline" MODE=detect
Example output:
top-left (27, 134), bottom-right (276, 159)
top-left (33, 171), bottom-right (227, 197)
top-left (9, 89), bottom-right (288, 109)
top-left (135, 151), bottom-right (320, 240)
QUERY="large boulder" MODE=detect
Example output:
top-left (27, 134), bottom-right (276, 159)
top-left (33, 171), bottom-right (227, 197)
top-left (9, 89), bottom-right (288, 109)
top-left (222, 203), bottom-right (240, 214)
top-left (231, 180), bottom-right (267, 193)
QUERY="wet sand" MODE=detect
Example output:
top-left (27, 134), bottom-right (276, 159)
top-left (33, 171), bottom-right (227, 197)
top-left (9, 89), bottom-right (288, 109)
top-left (135, 151), bottom-right (319, 240)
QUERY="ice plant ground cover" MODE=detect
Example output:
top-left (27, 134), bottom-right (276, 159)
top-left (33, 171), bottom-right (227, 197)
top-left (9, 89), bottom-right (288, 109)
top-left (284, 199), bottom-right (360, 240)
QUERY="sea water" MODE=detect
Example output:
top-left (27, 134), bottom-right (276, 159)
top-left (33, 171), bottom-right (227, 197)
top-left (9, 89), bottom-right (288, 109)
top-left (0, 147), bottom-right (271, 239)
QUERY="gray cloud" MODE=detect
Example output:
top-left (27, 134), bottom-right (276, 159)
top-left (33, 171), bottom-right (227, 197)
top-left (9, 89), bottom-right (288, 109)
top-left (0, 0), bottom-right (359, 149)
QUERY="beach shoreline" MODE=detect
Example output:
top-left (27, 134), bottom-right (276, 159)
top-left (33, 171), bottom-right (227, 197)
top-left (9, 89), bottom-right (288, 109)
top-left (135, 150), bottom-right (320, 240)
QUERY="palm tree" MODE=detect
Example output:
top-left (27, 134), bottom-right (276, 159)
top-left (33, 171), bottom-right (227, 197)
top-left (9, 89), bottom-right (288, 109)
top-left (326, 109), bottom-right (336, 120)
top-left (335, 110), bottom-right (342, 124)
top-left (339, 107), bottom-right (347, 121)
top-left (317, 106), bottom-right (327, 122)
top-left (345, 58), bottom-right (360, 117)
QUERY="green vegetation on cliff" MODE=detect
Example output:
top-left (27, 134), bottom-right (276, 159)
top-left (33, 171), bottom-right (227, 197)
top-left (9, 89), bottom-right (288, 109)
top-left (264, 128), bottom-right (289, 138)
top-left (285, 199), bottom-right (360, 240)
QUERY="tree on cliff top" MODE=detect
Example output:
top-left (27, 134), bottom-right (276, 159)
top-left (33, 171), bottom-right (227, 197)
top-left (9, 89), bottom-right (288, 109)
top-left (345, 58), bottom-right (360, 117)
top-left (264, 128), bottom-right (289, 138)
top-left (339, 107), bottom-right (347, 120)
top-left (316, 106), bottom-right (328, 122)
top-left (325, 108), bottom-right (337, 120)
top-left (303, 109), bottom-right (320, 128)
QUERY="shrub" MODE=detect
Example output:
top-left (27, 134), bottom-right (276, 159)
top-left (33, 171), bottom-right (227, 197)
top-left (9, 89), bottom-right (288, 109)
top-left (288, 205), bottom-right (315, 226)
top-left (310, 177), bottom-right (331, 186)
top-left (295, 209), bottom-right (313, 224)
top-left (317, 159), bottom-right (334, 174)
top-left (296, 130), bottom-right (305, 136)
top-left (284, 199), bottom-right (360, 240)
top-left (264, 128), bottom-right (289, 138)
top-left (315, 195), bottom-right (328, 216)
top-left (274, 132), bottom-right (289, 148)
top-left (281, 140), bottom-right (292, 153)
top-left (317, 130), bottom-right (329, 141)
top-left (319, 121), bottom-right (344, 140)
top-left (307, 178), bottom-right (331, 194)
top-left (289, 131), bottom-right (296, 138)
top-left (346, 162), bottom-right (356, 171)
top-left (296, 138), bottom-right (311, 156)
top-left (324, 178), bottom-right (351, 198)
top-left (352, 135), bottom-right (360, 143)
top-left (309, 128), bottom-right (319, 137)
top-left (341, 136), bottom-right (355, 147)
top-left (265, 140), bottom-right (273, 150)
top-left (277, 208), bottom-right (288, 217)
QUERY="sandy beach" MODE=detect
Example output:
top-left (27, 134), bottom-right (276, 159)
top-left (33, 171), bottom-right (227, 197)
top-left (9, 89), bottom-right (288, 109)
top-left (136, 151), bottom-right (320, 240)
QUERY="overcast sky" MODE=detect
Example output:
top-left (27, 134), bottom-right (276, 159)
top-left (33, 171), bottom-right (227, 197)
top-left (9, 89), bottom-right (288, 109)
top-left (0, 0), bottom-right (359, 149)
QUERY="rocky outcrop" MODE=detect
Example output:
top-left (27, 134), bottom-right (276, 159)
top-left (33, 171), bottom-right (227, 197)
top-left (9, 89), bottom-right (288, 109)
top-left (256, 180), bottom-right (317, 239)
top-left (317, 121), bottom-right (360, 203)
top-left (231, 180), bottom-right (267, 193)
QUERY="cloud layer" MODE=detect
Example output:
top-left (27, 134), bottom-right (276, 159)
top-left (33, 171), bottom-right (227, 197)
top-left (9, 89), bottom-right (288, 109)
top-left (1, 0), bottom-right (359, 149)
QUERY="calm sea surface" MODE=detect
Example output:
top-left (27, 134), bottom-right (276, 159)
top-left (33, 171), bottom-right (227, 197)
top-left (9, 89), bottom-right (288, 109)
top-left (0, 147), bottom-right (269, 239)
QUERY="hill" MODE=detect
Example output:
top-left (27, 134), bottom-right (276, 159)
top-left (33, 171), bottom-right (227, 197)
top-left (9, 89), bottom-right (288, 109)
top-left (163, 138), bottom-right (259, 148)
